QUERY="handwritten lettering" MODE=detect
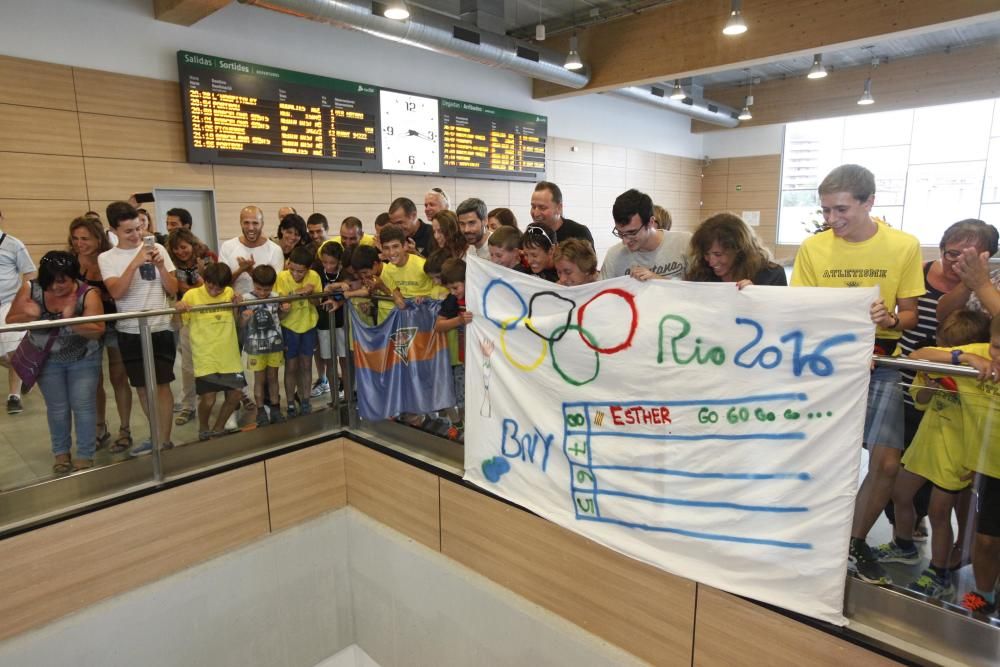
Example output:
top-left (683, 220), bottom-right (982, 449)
top-left (501, 418), bottom-right (553, 471)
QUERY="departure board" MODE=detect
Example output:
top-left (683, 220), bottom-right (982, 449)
top-left (440, 99), bottom-right (547, 179)
top-left (177, 50), bottom-right (546, 180)
top-left (178, 51), bottom-right (379, 171)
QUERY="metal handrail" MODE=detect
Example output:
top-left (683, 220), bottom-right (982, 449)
top-left (0, 291), bottom-right (331, 334)
top-left (873, 354), bottom-right (983, 378)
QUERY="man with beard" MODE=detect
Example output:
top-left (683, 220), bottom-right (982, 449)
top-left (456, 197), bottom-right (491, 260)
top-left (219, 206), bottom-right (285, 297)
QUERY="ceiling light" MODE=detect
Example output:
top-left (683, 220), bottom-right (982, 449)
top-left (738, 94), bottom-right (753, 120)
top-left (383, 0), bottom-right (409, 20)
top-left (670, 80), bottom-right (686, 100)
top-left (535, 23), bottom-right (546, 40)
top-left (807, 53), bottom-right (827, 79)
top-left (857, 77), bottom-right (874, 105)
top-left (564, 34), bottom-right (583, 70)
top-left (723, 0), bottom-right (747, 36)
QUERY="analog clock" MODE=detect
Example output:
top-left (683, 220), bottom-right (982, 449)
top-left (380, 90), bottom-right (440, 173)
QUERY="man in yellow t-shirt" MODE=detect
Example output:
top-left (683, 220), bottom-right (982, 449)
top-left (320, 216), bottom-right (375, 257)
top-left (791, 163), bottom-right (924, 586)
top-left (378, 225), bottom-right (436, 310)
top-left (910, 330), bottom-right (1000, 615)
top-left (276, 246), bottom-right (322, 417)
top-left (176, 262), bottom-right (246, 441)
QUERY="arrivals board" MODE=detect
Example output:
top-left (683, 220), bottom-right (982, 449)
top-left (440, 98), bottom-right (546, 178)
top-left (177, 51), bottom-right (546, 181)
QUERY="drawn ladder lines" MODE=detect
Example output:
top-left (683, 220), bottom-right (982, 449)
top-left (577, 515), bottom-right (813, 550)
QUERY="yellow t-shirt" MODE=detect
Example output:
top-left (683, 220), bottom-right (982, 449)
top-left (321, 235), bottom-right (375, 258)
top-left (380, 254), bottom-right (437, 299)
top-left (790, 224), bottom-right (924, 339)
top-left (901, 374), bottom-right (968, 490)
top-left (938, 343), bottom-right (1000, 478)
top-left (276, 269), bottom-right (322, 333)
top-left (180, 286), bottom-right (242, 376)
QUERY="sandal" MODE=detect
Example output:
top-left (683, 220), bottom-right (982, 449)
top-left (72, 459), bottom-right (94, 472)
top-left (95, 423), bottom-right (111, 450)
top-left (52, 454), bottom-right (72, 475)
top-left (174, 409), bottom-right (194, 426)
top-left (109, 427), bottom-right (132, 454)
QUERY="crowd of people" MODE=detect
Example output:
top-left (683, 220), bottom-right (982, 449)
top-left (1, 164), bottom-right (999, 617)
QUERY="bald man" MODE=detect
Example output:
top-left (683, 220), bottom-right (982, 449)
top-left (218, 206), bottom-right (285, 295)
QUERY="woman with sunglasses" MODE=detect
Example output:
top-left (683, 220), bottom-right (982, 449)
top-left (68, 215), bottom-right (134, 453)
top-left (6, 251), bottom-right (105, 473)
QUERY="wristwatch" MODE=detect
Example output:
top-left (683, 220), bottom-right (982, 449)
top-left (951, 349), bottom-right (963, 365)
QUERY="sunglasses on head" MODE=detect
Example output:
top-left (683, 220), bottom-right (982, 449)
top-left (525, 225), bottom-right (555, 248)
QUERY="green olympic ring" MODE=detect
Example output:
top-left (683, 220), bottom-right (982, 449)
top-left (548, 323), bottom-right (601, 386)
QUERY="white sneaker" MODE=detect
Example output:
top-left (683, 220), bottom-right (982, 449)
top-left (310, 379), bottom-right (330, 398)
top-left (225, 413), bottom-right (239, 432)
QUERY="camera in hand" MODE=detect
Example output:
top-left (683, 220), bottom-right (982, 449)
top-left (139, 236), bottom-right (157, 281)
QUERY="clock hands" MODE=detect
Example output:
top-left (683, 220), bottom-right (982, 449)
top-left (406, 129), bottom-right (436, 141)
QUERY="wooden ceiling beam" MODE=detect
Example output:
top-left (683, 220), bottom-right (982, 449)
top-left (154, 0), bottom-right (231, 26)
top-left (532, 0), bottom-right (1000, 101)
top-left (691, 42), bottom-right (1000, 132)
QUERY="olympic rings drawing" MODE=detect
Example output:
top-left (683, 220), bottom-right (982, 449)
top-left (525, 291), bottom-right (575, 342)
top-left (549, 324), bottom-right (601, 386)
top-left (499, 316), bottom-right (548, 371)
top-left (576, 288), bottom-right (638, 354)
top-left (482, 278), bottom-right (527, 330)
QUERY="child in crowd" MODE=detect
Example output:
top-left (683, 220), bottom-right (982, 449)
top-left (379, 225), bottom-right (437, 309)
top-left (434, 258), bottom-right (471, 441)
top-left (313, 241), bottom-right (347, 399)
top-left (488, 226), bottom-right (526, 271)
top-left (175, 263), bottom-right (246, 441)
top-left (167, 228), bottom-right (214, 427)
top-left (877, 310), bottom-right (990, 599)
top-left (422, 250), bottom-right (454, 299)
top-left (909, 313), bottom-right (1000, 615)
top-left (553, 238), bottom-right (599, 287)
top-left (347, 245), bottom-right (393, 325)
top-left (240, 265), bottom-right (285, 426)
top-left (521, 225), bottom-right (558, 282)
top-left (277, 246), bottom-right (322, 417)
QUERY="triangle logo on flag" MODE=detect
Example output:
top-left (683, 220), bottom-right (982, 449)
top-left (390, 326), bottom-right (418, 366)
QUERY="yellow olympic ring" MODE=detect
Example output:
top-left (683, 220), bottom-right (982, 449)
top-left (499, 316), bottom-right (547, 371)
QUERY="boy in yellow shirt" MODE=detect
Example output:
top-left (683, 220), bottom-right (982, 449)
top-left (175, 263), bottom-right (246, 441)
top-left (909, 313), bottom-right (1000, 615)
top-left (378, 225), bottom-right (437, 309)
top-left (276, 246), bottom-right (322, 417)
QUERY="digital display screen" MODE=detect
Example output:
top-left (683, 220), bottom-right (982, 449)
top-left (177, 51), bottom-right (546, 181)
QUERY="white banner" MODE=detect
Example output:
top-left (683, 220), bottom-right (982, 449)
top-left (462, 256), bottom-right (877, 625)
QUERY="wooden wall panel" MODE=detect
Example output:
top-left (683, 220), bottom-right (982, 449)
top-left (266, 438), bottom-right (347, 532)
top-left (0, 153), bottom-right (87, 200)
top-left (389, 174), bottom-right (457, 205)
top-left (700, 154), bottom-right (786, 255)
top-left (454, 178), bottom-right (510, 208)
top-left (312, 204), bottom-right (390, 233)
top-left (440, 480), bottom-right (695, 666)
top-left (0, 104), bottom-right (81, 156)
top-left (73, 68), bottom-right (182, 123)
top-left (680, 158), bottom-right (702, 176)
top-left (0, 55), bottom-right (76, 111)
top-left (84, 157), bottom-right (212, 201)
top-left (213, 165), bottom-right (313, 204)
top-left (311, 171), bottom-right (392, 204)
top-left (78, 114), bottom-right (186, 162)
top-left (728, 190), bottom-right (780, 210)
top-left (693, 586), bottom-right (901, 666)
top-left (0, 464), bottom-right (269, 642)
top-left (344, 441), bottom-right (440, 551)
top-left (0, 200), bottom-right (91, 246)
top-left (728, 155), bottom-right (781, 176)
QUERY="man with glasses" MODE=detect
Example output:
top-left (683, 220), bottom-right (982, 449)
top-left (791, 164), bottom-right (923, 586)
top-left (600, 189), bottom-right (690, 280)
top-left (528, 181), bottom-right (594, 246)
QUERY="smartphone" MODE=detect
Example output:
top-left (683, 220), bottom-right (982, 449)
top-left (143, 235), bottom-right (156, 248)
top-left (133, 192), bottom-right (155, 204)
top-left (139, 235), bottom-right (157, 280)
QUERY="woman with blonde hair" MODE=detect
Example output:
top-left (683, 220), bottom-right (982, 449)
top-left (686, 213), bottom-right (786, 286)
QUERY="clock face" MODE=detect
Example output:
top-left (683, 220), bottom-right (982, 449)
top-left (380, 90), bottom-right (440, 173)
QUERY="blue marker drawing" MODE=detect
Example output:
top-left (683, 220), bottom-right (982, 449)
top-left (561, 395), bottom-right (816, 550)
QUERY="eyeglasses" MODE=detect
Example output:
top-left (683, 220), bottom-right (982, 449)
top-left (942, 249), bottom-right (963, 261)
top-left (612, 222), bottom-right (647, 240)
top-left (525, 225), bottom-right (555, 248)
top-left (41, 253), bottom-right (76, 270)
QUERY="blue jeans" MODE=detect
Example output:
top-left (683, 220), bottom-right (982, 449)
top-left (37, 351), bottom-right (102, 461)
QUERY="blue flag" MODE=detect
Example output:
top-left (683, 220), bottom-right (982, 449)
top-left (350, 300), bottom-right (457, 421)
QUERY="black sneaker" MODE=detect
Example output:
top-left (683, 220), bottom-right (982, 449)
top-left (6, 395), bottom-right (23, 415)
top-left (849, 540), bottom-right (890, 585)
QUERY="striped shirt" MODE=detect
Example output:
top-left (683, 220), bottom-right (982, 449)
top-left (898, 262), bottom-right (944, 408)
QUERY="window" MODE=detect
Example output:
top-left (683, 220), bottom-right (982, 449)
top-left (777, 99), bottom-right (998, 245)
